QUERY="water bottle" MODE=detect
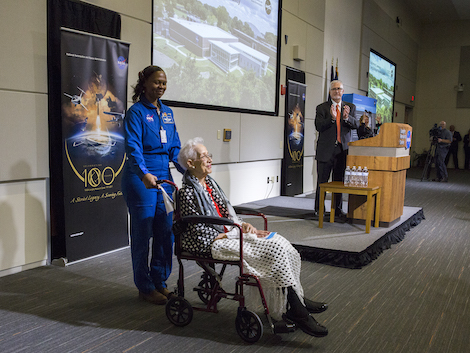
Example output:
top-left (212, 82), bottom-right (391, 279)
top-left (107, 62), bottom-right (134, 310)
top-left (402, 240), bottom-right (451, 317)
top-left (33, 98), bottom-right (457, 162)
top-left (351, 166), bottom-right (357, 186)
top-left (344, 166), bottom-right (351, 186)
top-left (363, 167), bottom-right (369, 187)
top-left (357, 166), bottom-right (362, 187)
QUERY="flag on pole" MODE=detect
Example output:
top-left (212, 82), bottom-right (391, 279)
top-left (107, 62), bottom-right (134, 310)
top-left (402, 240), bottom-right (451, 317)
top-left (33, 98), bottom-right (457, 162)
top-left (328, 58), bottom-right (334, 101)
top-left (330, 58), bottom-right (334, 82)
top-left (335, 59), bottom-right (339, 80)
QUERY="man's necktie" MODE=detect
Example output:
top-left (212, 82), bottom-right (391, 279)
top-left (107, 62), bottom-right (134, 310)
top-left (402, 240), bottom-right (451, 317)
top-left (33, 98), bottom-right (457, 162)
top-left (336, 104), bottom-right (341, 143)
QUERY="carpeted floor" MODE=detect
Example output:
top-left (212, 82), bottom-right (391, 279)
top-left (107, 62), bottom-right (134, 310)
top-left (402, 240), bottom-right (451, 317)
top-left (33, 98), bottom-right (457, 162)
top-left (0, 167), bottom-right (469, 353)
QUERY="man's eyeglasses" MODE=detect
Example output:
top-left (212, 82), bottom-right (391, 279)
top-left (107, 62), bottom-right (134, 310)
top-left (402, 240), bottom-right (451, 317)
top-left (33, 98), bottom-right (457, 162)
top-left (330, 87), bottom-right (344, 91)
top-left (198, 153), bottom-right (213, 161)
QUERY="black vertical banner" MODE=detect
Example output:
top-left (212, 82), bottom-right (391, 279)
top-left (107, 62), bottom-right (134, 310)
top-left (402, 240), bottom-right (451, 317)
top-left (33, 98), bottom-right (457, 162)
top-left (60, 28), bottom-right (129, 262)
top-left (281, 80), bottom-right (306, 196)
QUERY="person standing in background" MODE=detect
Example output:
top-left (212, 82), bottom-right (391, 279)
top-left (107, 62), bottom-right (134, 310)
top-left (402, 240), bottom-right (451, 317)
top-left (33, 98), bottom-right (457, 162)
top-left (445, 125), bottom-right (462, 169)
top-left (432, 121), bottom-right (452, 182)
top-left (463, 128), bottom-right (470, 170)
top-left (314, 80), bottom-right (359, 219)
top-left (122, 66), bottom-right (185, 305)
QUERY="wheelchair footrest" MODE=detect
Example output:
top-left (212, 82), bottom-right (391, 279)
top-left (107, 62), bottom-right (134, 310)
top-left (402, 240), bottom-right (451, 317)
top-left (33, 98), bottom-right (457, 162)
top-left (273, 320), bottom-right (296, 334)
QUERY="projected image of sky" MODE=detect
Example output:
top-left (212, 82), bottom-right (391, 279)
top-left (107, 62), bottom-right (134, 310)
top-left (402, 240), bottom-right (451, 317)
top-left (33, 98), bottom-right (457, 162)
top-left (153, 0), bottom-right (280, 113)
top-left (368, 51), bottom-right (396, 123)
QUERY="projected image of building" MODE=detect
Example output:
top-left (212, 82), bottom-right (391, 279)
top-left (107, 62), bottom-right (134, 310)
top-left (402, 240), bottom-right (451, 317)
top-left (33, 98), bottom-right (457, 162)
top-left (168, 17), bottom-right (269, 76)
top-left (169, 18), bottom-right (238, 57)
top-left (227, 42), bottom-right (269, 76)
top-left (232, 28), bottom-right (277, 66)
top-left (369, 86), bottom-right (392, 107)
top-left (209, 41), bottom-right (239, 73)
top-left (209, 41), bottom-right (269, 76)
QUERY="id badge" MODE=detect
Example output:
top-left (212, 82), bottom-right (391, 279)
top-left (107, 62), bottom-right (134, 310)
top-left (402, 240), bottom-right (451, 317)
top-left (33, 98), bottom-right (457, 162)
top-left (160, 128), bottom-right (167, 143)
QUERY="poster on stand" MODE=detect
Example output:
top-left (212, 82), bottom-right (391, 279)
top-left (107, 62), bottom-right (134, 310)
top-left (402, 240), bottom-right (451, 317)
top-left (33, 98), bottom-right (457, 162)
top-left (60, 28), bottom-right (129, 262)
top-left (281, 80), bottom-right (306, 196)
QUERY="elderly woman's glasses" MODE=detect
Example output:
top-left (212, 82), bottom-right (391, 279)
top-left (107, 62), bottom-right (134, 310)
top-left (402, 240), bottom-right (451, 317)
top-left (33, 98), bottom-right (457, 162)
top-left (198, 153), bottom-right (212, 161)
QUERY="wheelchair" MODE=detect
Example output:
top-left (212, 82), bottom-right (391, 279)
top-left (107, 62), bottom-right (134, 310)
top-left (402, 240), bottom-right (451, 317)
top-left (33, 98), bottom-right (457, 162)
top-left (159, 180), bottom-right (297, 343)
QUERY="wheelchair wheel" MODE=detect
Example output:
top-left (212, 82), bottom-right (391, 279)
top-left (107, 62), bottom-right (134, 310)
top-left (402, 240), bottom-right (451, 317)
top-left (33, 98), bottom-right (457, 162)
top-left (197, 276), bottom-right (220, 304)
top-left (166, 296), bottom-right (193, 327)
top-left (235, 309), bottom-right (263, 343)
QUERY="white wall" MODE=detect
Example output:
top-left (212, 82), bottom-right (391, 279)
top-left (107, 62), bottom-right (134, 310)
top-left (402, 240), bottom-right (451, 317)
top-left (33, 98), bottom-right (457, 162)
top-left (0, 0), bottom-right (49, 182)
top-left (0, 0), bottom-right (49, 274)
top-left (0, 180), bottom-right (49, 274)
top-left (324, 0), bottom-right (363, 97)
top-left (281, 0), bottom-right (325, 193)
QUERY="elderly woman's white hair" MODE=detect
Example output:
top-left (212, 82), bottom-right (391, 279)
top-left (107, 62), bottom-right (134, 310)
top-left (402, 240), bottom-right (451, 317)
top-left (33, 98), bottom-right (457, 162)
top-left (178, 137), bottom-right (205, 170)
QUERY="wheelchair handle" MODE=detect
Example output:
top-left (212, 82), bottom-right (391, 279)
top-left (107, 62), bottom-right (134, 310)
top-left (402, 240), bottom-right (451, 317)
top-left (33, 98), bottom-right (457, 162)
top-left (156, 179), bottom-right (178, 189)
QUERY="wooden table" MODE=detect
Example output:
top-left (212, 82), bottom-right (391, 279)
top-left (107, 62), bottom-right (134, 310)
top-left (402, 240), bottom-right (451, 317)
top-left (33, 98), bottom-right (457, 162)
top-left (318, 181), bottom-right (381, 233)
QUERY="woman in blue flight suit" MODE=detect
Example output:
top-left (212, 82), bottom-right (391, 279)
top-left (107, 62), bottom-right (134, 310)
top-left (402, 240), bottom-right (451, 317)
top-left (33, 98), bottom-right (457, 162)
top-left (122, 66), bottom-right (184, 304)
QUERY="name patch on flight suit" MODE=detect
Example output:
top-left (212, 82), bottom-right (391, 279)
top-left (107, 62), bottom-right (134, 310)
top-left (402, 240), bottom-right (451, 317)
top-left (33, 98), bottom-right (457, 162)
top-left (162, 112), bottom-right (175, 124)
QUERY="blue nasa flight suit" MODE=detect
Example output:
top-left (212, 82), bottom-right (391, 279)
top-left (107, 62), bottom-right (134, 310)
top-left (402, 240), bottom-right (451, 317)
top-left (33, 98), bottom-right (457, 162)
top-left (122, 95), bottom-right (184, 295)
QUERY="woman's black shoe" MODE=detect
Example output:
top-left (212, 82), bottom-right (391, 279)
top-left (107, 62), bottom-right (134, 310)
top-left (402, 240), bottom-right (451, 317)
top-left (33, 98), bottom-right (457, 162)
top-left (304, 298), bottom-right (328, 314)
top-left (283, 311), bottom-right (328, 337)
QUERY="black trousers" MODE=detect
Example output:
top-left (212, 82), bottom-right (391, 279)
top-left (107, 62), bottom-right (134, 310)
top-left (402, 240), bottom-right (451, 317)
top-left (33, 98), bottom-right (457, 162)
top-left (464, 147), bottom-right (470, 170)
top-left (445, 146), bottom-right (459, 169)
top-left (315, 144), bottom-right (347, 212)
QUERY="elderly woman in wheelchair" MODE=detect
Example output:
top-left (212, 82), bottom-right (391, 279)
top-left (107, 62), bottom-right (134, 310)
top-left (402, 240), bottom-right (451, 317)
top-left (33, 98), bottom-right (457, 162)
top-left (173, 137), bottom-right (328, 338)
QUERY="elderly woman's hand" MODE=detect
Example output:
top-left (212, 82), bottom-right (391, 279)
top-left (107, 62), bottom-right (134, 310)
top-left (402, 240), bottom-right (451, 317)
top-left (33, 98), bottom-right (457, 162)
top-left (215, 233), bottom-right (227, 240)
top-left (255, 230), bottom-right (270, 238)
top-left (242, 222), bottom-right (257, 234)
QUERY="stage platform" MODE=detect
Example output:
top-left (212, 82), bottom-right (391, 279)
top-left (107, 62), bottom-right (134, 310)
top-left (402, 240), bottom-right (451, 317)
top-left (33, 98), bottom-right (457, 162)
top-left (234, 195), bottom-right (424, 269)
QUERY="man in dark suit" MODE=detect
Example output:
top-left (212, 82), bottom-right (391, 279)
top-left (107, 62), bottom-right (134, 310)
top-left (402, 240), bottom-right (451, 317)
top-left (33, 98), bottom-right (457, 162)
top-left (445, 125), bottom-right (462, 169)
top-left (314, 80), bottom-right (358, 219)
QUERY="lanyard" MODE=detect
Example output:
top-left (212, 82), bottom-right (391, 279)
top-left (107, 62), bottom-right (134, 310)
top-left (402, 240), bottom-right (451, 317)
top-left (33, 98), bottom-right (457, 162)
top-left (155, 105), bottom-right (167, 144)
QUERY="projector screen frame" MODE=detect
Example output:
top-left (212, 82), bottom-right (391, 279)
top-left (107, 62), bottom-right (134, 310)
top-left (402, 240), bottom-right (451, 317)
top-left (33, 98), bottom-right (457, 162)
top-left (151, 0), bottom-right (283, 117)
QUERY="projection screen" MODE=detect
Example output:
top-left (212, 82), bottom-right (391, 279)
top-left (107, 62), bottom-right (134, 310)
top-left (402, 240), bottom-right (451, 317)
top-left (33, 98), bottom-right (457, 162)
top-left (152, 0), bottom-right (281, 115)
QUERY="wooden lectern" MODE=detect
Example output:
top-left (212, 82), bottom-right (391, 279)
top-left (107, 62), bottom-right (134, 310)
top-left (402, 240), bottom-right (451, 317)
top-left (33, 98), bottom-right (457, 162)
top-left (347, 123), bottom-right (412, 226)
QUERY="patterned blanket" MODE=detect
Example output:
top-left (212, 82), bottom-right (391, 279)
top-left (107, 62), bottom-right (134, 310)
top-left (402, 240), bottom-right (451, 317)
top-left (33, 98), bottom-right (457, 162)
top-left (211, 232), bottom-right (304, 320)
